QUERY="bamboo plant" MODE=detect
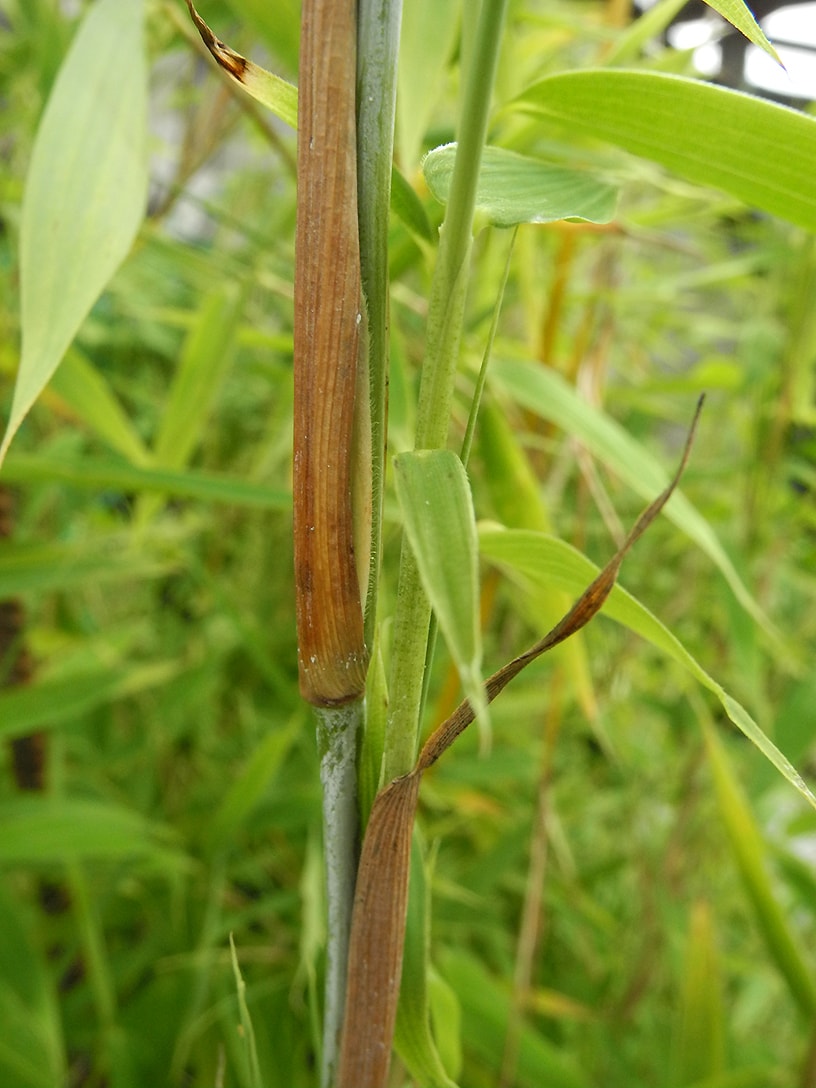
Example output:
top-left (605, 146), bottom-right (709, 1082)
top-left (4, 1), bottom-right (816, 1086)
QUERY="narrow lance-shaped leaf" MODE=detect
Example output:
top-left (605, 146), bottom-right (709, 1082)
top-left (394, 449), bottom-right (488, 746)
top-left (1, 0), bottom-right (148, 466)
top-left (515, 70), bottom-right (816, 232)
top-left (703, 721), bottom-right (816, 1015)
top-left (423, 144), bottom-right (618, 227)
top-left (478, 526), bottom-right (816, 808)
top-left (701, 0), bottom-right (781, 64)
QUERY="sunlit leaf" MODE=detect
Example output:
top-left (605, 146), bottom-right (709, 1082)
top-left (392, 165), bottom-right (435, 242)
top-left (48, 348), bottom-right (151, 466)
top-left (2, 0), bottom-right (148, 465)
top-left (439, 949), bottom-right (589, 1088)
top-left (702, 0), bottom-right (781, 64)
top-left (0, 663), bottom-right (184, 741)
top-left (397, 0), bottom-right (460, 170)
top-left (1, 454), bottom-right (290, 509)
top-left (670, 901), bottom-right (726, 1086)
top-left (424, 145), bottom-right (618, 227)
top-left (516, 70), bottom-right (816, 231)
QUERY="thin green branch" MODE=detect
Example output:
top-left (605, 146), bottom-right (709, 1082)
top-left (357, 0), bottom-right (403, 648)
top-left (383, 0), bottom-right (510, 782)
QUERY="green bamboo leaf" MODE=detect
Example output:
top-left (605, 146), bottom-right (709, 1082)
top-left (478, 524), bottom-right (816, 810)
top-left (478, 398), bottom-right (598, 726)
top-left (0, 662), bottom-right (184, 742)
top-left (2, 455), bottom-right (290, 510)
top-left (703, 721), bottom-right (816, 1016)
top-left (670, 901), bottom-right (726, 1086)
top-left (0, 885), bottom-right (65, 1088)
top-left (394, 836), bottom-right (458, 1088)
top-left (205, 715), bottom-right (303, 852)
top-left (0, 797), bottom-right (184, 867)
top-left (0, 531), bottom-right (184, 597)
top-left (604, 0), bottom-right (693, 66)
top-left (702, 0), bottom-right (781, 64)
top-left (396, 0), bottom-right (460, 170)
top-left (137, 285), bottom-right (245, 524)
top-left (229, 935), bottom-right (263, 1088)
top-left (48, 349), bottom-right (151, 466)
top-left (439, 949), bottom-right (589, 1088)
top-left (490, 359), bottom-right (775, 639)
top-left (423, 145), bottom-right (618, 227)
top-left (1, 0), bottom-right (148, 465)
top-left (515, 70), bottom-right (816, 231)
top-left (394, 450), bottom-right (487, 736)
top-left (391, 165), bottom-right (435, 242)
top-left (153, 286), bottom-right (244, 469)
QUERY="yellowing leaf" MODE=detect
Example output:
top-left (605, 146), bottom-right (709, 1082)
top-left (185, 0), bottom-right (298, 129)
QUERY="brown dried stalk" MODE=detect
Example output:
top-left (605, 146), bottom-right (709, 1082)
top-left (292, 0), bottom-right (368, 707)
top-left (337, 397), bottom-right (703, 1087)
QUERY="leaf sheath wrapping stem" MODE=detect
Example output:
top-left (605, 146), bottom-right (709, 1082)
top-left (294, 0), bottom-right (367, 706)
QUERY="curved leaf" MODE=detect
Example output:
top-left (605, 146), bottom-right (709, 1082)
top-left (184, 0), bottom-right (298, 129)
top-left (478, 523), bottom-right (816, 809)
top-left (2, 0), bottom-right (148, 465)
top-left (489, 358), bottom-right (777, 639)
top-left (515, 70), bottom-right (816, 231)
top-left (423, 144), bottom-right (618, 227)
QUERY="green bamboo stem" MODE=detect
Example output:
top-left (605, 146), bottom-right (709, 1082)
top-left (382, 0), bottom-right (510, 782)
top-left (356, 0), bottom-right (403, 650)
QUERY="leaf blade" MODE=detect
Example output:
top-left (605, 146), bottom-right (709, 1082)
top-left (490, 358), bottom-right (775, 637)
top-left (516, 70), bottom-right (816, 231)
top-left (2, 0), bottom-right (148, 464)
top-left (394, 450), bottom-right (486, 732)
top-left (423, 144), bottom-right (618, 227)
top-left (478, 524), bottom-right (816, 808)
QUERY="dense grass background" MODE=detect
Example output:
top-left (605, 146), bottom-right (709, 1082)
top-left (1, 1), bottom-right (816, 1086)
